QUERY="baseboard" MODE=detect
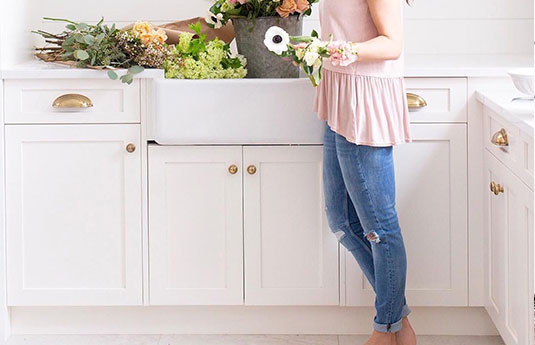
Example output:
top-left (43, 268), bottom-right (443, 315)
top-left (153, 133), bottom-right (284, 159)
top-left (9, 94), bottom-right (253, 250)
top-left (9, 306), bottom-right (498, 336)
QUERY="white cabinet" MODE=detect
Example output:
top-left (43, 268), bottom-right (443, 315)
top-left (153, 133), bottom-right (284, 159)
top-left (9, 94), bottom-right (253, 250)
top-left (148, 146), bottom-right (244, 305)
top-left (148, 145), bottom-right (339, 306)
top-left (243, 146), bottom-right (339, 305)
top-left (343, 124), bottom-right (468, 306)
top-left (484, 150), bottom-right (534, 345)
top-left (5, 124), bottom-right (142, 306)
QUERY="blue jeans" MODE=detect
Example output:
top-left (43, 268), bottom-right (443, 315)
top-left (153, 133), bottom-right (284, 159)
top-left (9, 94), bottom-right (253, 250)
top-left (323, 124), bottom-right (411, 333)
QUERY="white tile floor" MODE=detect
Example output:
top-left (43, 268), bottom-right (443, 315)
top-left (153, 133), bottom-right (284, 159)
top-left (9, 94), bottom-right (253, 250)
top-left (6, 334), bottom-right (505, 345)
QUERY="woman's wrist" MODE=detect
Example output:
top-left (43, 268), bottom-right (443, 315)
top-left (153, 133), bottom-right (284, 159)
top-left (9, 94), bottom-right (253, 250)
top-left (350, 42), bottom-right (360, 61)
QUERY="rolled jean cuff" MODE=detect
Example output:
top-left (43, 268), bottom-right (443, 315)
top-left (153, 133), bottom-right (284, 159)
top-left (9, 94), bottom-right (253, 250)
top-left (373, 304), bottom-right (412, 333)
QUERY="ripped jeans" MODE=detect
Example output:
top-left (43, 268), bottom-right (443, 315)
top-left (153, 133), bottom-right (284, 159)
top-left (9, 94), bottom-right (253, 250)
top-left (323, 124), bottom-right (411, 333)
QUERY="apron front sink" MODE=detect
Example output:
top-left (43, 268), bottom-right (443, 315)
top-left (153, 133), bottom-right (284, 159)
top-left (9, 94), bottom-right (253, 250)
top-left (152, 78), bottom-right (324, 145)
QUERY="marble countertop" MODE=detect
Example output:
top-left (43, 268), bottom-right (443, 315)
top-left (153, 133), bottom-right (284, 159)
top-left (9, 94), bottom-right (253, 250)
top-left (476, 88), bottom-right (534, 137)
top-left (0, 54), bottom-right (531, 79)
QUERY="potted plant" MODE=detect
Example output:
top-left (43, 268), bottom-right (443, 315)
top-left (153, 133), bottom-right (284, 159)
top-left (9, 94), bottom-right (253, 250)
top-left (206, 0), bottom-right (318, 78)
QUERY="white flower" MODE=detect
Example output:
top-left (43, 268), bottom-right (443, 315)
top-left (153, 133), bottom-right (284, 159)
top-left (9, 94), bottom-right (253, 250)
top-left (308, 38), bottom-right (324, 51)
top-left (206, 11), bottom-right (224, 29)
top-left (304, 51), bottom-right (320, 67)
top-left (264, 26), bottom-right (290, 55)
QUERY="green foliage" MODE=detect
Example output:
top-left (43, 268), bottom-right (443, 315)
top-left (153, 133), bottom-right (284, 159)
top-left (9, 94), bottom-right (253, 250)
top-left (37, 17), bottom-right (128, 68)
top-left (164, 22), bottom-right (247, 79)
top-left (34, 17), bottom-right (146, 84)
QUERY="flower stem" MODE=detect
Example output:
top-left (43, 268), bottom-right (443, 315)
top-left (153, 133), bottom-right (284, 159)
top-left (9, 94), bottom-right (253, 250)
top-left (307, 74), bottom-right (318, 87)
top-left (290, 36), bottom-right (314, 43)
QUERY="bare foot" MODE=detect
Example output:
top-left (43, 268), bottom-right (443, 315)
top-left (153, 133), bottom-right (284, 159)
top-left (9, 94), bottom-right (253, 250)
top-left (364, 330), bottom-right (395, 345)
top-left (395, 317), bottom-right (417, 345)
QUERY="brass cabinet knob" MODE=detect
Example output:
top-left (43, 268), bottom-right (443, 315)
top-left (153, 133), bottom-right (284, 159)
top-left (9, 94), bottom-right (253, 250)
top-left (52, 94), bottom-right (93, 108)
top-left (494, 183), bottom-right (504, 195)
top-left (126, 143), bottom-right (136, 153)
top-left (406, 93), bottom-right (427, 110)
top-left (491, 128), bottom-right (509, 147)
top-left (490, 181), bottom-right (504, 195)
top-left (247, 165), bottom-right (257, 175)
top-left (228, 165), bottom-right (238, 175)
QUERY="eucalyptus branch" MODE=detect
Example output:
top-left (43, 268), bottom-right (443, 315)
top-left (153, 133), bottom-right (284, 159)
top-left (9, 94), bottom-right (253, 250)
top-left (42, 17), bottom-right (79, 25)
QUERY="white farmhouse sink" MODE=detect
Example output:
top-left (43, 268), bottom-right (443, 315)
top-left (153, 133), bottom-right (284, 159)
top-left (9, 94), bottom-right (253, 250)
top-left (152, 78), bottom-right (325, 145)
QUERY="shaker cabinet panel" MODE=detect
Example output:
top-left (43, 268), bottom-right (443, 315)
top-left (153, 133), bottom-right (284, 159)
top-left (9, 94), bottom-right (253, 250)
top-left (405, 78), bottom-right (467, 122)
top-left (148, 145), bottom-right (244, 305)
top-left (5, 124), bottom-right (143, 306)
top-left (243, 146), bottom-right (339, 305)
top-left (343, 124), bottom-right (468, 306)
top-left (484, 151), bottom-right (533, 345)
top-left (4, 79), bottom-right (140, 124)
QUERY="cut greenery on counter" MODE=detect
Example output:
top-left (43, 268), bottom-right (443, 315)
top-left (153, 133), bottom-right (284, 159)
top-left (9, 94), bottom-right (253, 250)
top-left (34, 18), bottom-right (247, 83)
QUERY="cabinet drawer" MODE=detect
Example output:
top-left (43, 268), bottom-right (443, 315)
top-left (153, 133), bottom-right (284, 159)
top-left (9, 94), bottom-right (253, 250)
top-left (483, 106), bottom-right (533, 189)
top-left (405, 78), bottom-right (467, 122)
top-left (4, 79), bottom-right (140, 124)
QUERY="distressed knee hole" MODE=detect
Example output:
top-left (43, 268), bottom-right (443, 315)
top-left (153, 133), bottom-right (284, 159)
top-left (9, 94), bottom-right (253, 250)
top-left (366, 231), bottom-right (381, 243)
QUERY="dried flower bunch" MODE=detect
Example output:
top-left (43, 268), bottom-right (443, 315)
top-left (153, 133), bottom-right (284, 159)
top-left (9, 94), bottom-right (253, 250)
top-left (264, 26), bottom-right (359, 86)
top-left (34, 18), bottom-right (248, 83)
top-left (206, 0), bottom-right (319, 29)
top-left (116, 22), bottom-right (172, 69)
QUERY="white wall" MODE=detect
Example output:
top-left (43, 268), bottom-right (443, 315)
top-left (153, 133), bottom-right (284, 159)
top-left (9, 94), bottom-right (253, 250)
top-left (1, 0), bottom-right (533, 66)
top-left (304, 0), bottom-right (534, 56)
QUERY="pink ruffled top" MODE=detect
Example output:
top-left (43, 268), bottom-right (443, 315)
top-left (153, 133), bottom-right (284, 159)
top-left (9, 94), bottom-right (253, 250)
top-left (313, 0), bottom-right (411, 146)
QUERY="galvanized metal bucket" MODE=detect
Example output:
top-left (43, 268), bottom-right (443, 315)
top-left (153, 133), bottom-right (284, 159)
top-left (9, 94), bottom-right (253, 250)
top-left (232, 15), bottom-right (302, 78)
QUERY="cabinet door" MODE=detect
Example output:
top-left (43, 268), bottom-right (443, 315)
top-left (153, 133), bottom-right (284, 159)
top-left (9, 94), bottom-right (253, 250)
top-left (148, 146), bottom-right (243, 305)
top-left (243, 146), bottom-right (339, 305)
top-left (343, 124), bottom-right (468, 306)
top-left (6, 125), bottom-right (142, 305)
top-left (484, 151), bottom-right (534, 345)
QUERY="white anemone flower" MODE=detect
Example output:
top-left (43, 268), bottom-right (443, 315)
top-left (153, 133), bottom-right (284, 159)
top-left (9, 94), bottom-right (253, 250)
top-left (264, 26), bottom-right (290, 55)
top-left (206, 11), bottom-right (224, 29)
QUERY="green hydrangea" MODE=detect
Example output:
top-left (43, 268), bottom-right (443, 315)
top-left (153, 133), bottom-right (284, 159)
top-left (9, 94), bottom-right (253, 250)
top-left (163, 23), bottom-right (247, 80)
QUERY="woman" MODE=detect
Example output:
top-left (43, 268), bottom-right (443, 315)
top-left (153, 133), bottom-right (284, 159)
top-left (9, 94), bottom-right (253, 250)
top-left (314, 0), bottom-right (416, 344)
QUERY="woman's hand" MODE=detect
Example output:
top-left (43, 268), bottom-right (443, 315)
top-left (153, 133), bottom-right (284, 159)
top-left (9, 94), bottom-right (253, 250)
top-left (352, 0), bottom-right (404, 61)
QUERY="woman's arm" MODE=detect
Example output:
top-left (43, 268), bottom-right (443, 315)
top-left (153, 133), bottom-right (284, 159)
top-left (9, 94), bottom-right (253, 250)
top-left (352, 0), bottom-right (404, 62)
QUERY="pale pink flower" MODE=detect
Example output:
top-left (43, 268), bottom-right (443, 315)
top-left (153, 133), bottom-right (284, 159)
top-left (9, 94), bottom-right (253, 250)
top-left (327, 41), bottom-right (357, 66)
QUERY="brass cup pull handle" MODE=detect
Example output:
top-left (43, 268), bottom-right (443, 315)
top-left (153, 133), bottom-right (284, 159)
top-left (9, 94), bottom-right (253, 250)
top-left (228, 165), bottom-right (238, 175)
top-left (126, 143), bottom-right (136, 153)
top-left (407, 93), bottom-right (427, 110)
top-left (491, 128), bottom-right (509, 147)
top-left (52, 94), bottom-right (93, 109)
top-left (247, 165), bottom-right (257, 175)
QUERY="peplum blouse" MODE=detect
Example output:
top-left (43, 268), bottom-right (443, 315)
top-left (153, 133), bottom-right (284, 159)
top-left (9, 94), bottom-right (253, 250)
top-left (313, 0), bottom-right (412, 146)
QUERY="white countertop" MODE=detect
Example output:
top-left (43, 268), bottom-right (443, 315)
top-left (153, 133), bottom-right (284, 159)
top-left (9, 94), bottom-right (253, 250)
top-left (404, 54), bottom-right (533, 77)
top-left (1, 54), bottom-right (531, 79)
top-left (476, 88), bottom-right (535, 137)
top-left (0, 59), bottom-right (165, 79)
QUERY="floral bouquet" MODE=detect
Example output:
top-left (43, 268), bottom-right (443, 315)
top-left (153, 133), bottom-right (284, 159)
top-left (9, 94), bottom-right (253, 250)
top-left (206, 0), bottom-right (318, 28)
top-left (34, 18), bottom-right (247, 83)
top-left (264, 26), bottom-right (359, 86)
